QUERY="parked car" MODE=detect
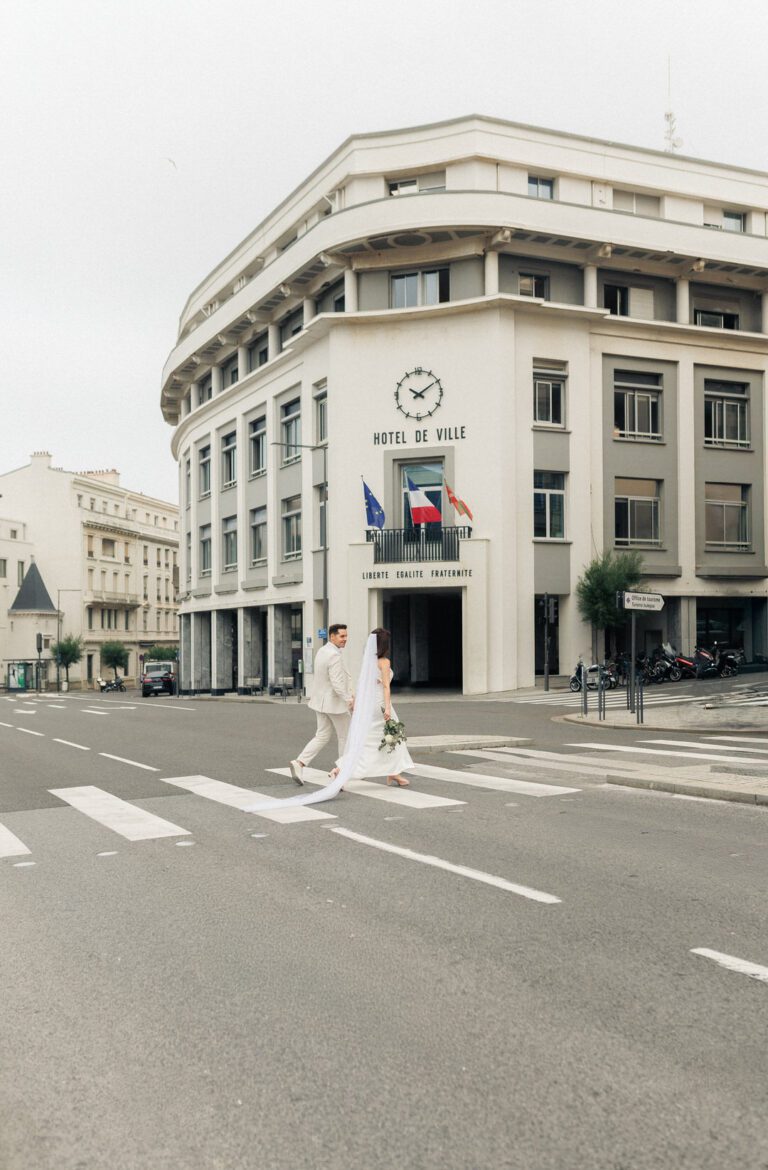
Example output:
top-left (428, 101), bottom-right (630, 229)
top-left (141, 661), bottom-right (177, 697)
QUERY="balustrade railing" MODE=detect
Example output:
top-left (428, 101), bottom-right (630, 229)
top-left (366, 526), bottom-right (471, 564)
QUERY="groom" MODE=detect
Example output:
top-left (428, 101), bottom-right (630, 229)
top-left (289, 623), bottom-right (354, 785)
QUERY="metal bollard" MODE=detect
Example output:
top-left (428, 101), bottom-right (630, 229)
top-left (636, 674), bottom-right (645, 724)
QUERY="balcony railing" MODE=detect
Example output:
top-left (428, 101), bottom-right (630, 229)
top-left (366, 526), bottom-right (471, 564)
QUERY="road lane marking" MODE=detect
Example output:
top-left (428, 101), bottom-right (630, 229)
top-left (47, 704), bottom-right (67, 709)
top-left (328, 827), bottom-right (561, 903)
top-left (161, 775), bottom-right (335, 823)
top-left (17, 728), bottom-right (44, 737)
top-left (691, 948), bottom-right (768, 984)
top-left (48, 786), bottom-right (189, 841)
top-left (53, 739), bottom-right (90, 750)
top-left (83, 709), bottom-right (109, 716)
top-left (0, 721), bottom-right (13, 728)
top-left (16, 709), bottom-right (36, 715)
top-left (641, 738), bottom-right (768, 755)
top-left (433, 758), bottom-right (580, 795)
top-left (706, 736), bottom-right (768, 746)
top-left (99, 753), bottom-right (158, 771)
top-left (0, 823), bottom-right (32, 858)
top-left (564, 743), bottom-right (768, 766)
top-left (267, 766), bottom-right (465, 809)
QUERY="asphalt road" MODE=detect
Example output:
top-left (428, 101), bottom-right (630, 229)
top-left (1, 686), bottom-right (767, 1169)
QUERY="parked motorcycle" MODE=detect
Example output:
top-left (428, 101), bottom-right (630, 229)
top-left (710, 642), bottom-right (740, 678)
top-left (98, 676), bottom-right (126, 693)
top-left (569, 661), bottom-right (618, 692)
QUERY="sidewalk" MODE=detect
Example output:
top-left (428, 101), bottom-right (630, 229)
top-left (565, 700), bottom-right (768, 807)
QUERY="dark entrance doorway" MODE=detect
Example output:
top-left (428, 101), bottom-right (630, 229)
top-left (384, 590), bottom-right (462, 689)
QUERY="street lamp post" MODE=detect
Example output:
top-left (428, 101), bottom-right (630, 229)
top-left (56, 588), bottom-right (82, 693)
top-left (270, 440), bottom-right (328, 644)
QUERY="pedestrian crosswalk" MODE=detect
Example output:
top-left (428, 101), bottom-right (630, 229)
top-left (511, 679), bottom-right (768, 709)
top-left (2, 732), bottom-right (762, 864)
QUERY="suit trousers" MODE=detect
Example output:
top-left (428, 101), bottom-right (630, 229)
top-left (298, 710), bottom-right (351, 765)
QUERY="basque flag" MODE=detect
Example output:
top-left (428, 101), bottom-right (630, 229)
top-left (362, 480), bottom-right (385, 529)
top-left (406, 476), bottom-right (442, 524)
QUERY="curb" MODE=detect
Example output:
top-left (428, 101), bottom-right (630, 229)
top-left (605, 774), bottom-right (768, 806)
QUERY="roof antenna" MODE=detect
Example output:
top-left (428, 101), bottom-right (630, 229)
top-left (664, 57), bottom-right (683, 153)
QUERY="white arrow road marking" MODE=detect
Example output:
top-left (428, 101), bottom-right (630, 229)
top-left (691, 948), bottom-right (768, 984)
top-left (161, 776), bottom-right (335, 823)
top-left (267, 766), bottom-right (464, 809)
top-left (327, 827), bottom-right (561, 903)
top-left (49, 786), bottom-right (189, 841)
top-left (0, 823), bottom-right (32, 858)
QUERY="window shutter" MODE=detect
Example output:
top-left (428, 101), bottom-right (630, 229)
top-left (629, 288), bottom-right (654, 320)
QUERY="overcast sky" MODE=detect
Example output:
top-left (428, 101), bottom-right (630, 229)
top-left (2, 0), bottom-right (768, 503)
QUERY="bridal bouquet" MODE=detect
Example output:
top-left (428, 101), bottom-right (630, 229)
top-left (380, 717), bottom-right (407, 753)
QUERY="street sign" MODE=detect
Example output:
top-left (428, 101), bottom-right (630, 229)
top-left (317, 627), bottom-right (328, 639)
top-left (622, 591), bottom-right (664, 612)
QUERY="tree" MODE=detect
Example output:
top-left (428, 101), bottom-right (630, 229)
top-left (144, 645), bottom-right (178, 662)
top-left (575, 551), bottom-right (644, 662)
top-left (51, 634), bottom-right (84, 683)
top-left (101, 640), bottom-right (129, 678)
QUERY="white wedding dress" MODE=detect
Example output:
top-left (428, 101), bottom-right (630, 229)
top-left (337, 668), bottom-right (414, 779)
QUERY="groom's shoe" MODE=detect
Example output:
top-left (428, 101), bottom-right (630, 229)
top-left (289, 759), bottom-right (305, 786)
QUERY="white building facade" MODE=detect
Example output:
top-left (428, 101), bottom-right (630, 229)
top-left (0, 454), bottom-right (179, 687)
top-left (161, 115), bottom-right (768, 695)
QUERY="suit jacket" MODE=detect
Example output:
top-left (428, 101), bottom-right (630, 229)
top-left (308, 643), bottom-right (353, 714)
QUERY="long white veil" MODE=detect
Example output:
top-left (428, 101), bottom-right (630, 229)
top-left (245, 633), bottom-right (380, 811)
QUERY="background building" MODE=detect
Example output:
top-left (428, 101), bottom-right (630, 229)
top-left (0, 453), bottom-right (179, 687)
top-left (160, 115), bottom-right (768, 694)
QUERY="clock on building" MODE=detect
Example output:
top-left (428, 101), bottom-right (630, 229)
top-left (394, 368), bottom-right (444, 420)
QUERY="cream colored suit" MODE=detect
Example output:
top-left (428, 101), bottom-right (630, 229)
top-left (297, 643), bottom-right (353, 765)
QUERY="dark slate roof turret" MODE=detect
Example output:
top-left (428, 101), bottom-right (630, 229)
top-left (9, 563), bottom-right (57, 613)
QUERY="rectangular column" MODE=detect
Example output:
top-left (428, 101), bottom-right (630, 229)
top-left (484, 250), bottom-right (499, 296)
top-left (676, 278), bottom-right (690, 324)
top-left (180, 613), bottom-right (192, 692)
top-left (343, 267), bottom-right (358, 312)
top-left (583, 264), bottom-right (597, 308)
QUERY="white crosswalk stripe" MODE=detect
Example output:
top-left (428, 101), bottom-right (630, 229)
top-left (509, 687), bottom-right (704, 708)
top-left (49, 786), bottom-right (190, 841)
top-left (0, 823), bottom-right (32, 858)
top-left (415, 761), bottom-right (579, 796)
top-left (267, 766), bottom-right (465, 809)
top-left (564, 742), bottom-right (768, 767)
top-left (162, 775), bottom-right (336, 823)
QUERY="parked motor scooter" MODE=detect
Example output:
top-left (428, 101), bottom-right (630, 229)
top-left (102, 676), bottom-right (126, 693)
top-left (710, 642), bottom-right (740, 678)
top-left (569, 661), bottom-right (618, 692)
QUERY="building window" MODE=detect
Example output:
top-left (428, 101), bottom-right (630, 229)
top-left (199, 375), bottom-right (213, 404)
top-left (604, 285), bottom-right (629, 316)
top-left (282, 495), bottom-right (302, 559)
top-left (388, 172), bottom-right (445, 196)
top-left (10, 529), bottom-right (17, 540)
top-left (17, 562), bottom-right (24, 586)
top-left (222, 516), bottom-right (237, 570)
top-left (613, 370), bottom-right (662, 441)
top-left (615, 479), bottom-right (660, 546)
top-left (199, 445), bottom-right (211, 496)
top-left (705, 483), bottom-right (750, 549)
top-left (318, 485), bottom-right (328, 548)
top-left (533, 472), bottom-right (565, 539)
top-left (528, 176), bottom-right (554, 200)
top-left (333, 292), bottom-right (345, 312)
top-left (221, 430), bottom-right (237, 488)
top-left (704, 380), bottom-right (749, 448)
top-left (248, 334), bottom-right (269, 370)
top-left (250, 506), bottom-right (267, 564)
top-left (87, 607), bottom-right (93, 630)
top-left (723, 210), bottom-right (746, 233)
top-left (186, 533), bottom-right (191, 581)
top-left (249, 416), bottom-right (266, 476)
top-left (222, 355), bottom-right (239, 386)
top-left (185, 458), bottom-right (191, 507)
top-left (0, 558), bottom-right (5, 578)
top-left (281, 399), bottom-right (301, 461)
top-left (694, 308), bottom-right (739, 330)
top-left (533, 371), bottom-right (565, 427)
top-left (87, 535), bottom-right (94, 558)
top-left (102, 538), bottom-right (115, 557)
top-left (199, 524), bottom-right (212, 575)
top-left (613, 189), bottom-right (661, 217)
top-left (390, 268), bottom-right (449, 309)
top-left (401, 462), bottom-right (443, 533)
top-left (279, 309), bottom-right (303, 349)
top-left (316, 390), bottom-right (327, 444)
top-left (519, 273), bottom-right (549, 299)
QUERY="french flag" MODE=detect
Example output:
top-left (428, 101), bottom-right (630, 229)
top-left (406, 476), bottom-right (442, 524)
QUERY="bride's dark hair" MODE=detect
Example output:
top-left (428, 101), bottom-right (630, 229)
top-left (372, 627), bottom-right (390, 659)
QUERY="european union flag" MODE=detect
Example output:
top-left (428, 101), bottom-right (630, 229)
top-left (362, 480), bottom-right (385, 529)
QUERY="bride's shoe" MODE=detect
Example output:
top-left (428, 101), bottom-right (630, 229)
top-left (386, 775), bottom-right (410, 787)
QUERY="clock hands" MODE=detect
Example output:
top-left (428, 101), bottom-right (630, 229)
top-left (410, 378), bottom-right (440, 399)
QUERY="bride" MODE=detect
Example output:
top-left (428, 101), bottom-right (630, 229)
top-left (245, 628), bottom-right (413, 812)
top-left (331, 627), bottom-right (412, 787)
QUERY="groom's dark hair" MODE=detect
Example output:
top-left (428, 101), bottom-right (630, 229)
top-left (328, 623), bottom-right (347, 637)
